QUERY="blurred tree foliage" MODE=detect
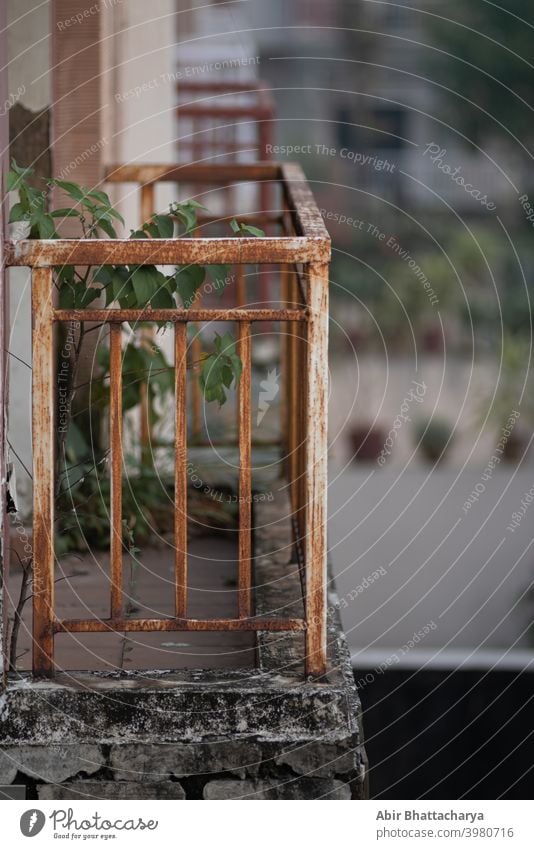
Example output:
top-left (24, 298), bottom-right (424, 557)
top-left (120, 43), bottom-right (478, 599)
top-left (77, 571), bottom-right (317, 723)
top-left (421, 1), bottom-right (534, 148)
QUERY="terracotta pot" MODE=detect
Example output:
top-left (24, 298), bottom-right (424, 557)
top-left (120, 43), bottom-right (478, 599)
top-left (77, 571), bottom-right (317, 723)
top-left (349, 425), bottom-right (385, 461)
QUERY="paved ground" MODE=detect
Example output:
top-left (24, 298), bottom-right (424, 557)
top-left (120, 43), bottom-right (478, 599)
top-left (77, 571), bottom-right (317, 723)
top-left (329, 466), bottom-right (534, 657)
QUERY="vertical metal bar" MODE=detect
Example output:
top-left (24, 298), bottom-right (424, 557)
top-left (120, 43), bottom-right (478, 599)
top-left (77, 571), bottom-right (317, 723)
top-left (297, 315), bottom-right (307, 544)
top-left (140, 182), bottom-right (155, 462)
top-left (280, 265), bottom-right (290, 459)
top-left (140, 182), bottom-right (155, 225)
top-left (32, 268), bottom-right (55, 676)
top-left (109, 323), bottom-right (123, 619)
top-left (190, 334), bottom-right (202, 440)
top-left (236, 264), bottom-right (246, 307)
top-left (235, 265), bottom-right (246, 428)
top-left (304, 262), bottom-right (329, 676)
top-left (190, 225), bottom-right (203, 441)
top-left (238, 320), bottom-right (252, 618)
top-left (174, 323), bottom-right (188, 618)
top-left (288, 269), bottom-right (299, 515)
top-left (259, 115), bottom-right (270, 212)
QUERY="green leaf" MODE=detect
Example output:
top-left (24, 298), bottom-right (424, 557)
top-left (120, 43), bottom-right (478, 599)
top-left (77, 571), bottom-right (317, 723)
top-left (115, 269), bottom-right (136, 307)
top-left (85, 189), bottom-right (111, 205)
top-left (34, 213), bottom-right (57, 239)
top-left (104, 206), bottom-right (125, 225)
top-left (59, 281), bottom-right (100, 309)
top-left (131, 266), bottom-right (162, 304)
top-left (57, 265), bottom-right (75, 286)
top-left (175, 265), bottom-right (205, 307)
top-left (6, 172), bottom-right (21, 193)
top-left (230, 218), bottom-right (265, 238)
top-left (50, 207), bottom-right (82, 218)
top-left (149, 286), bottom-right (174, 309)
top-left (93, 265), bottom-right (114, 285)
top-left (145, 223), bottom-right (160, 238)
top-left (66, 421), bottom-right (89, 462)
top-left (7, 161), bottom-right (34, 192)
top-left (95, 216), bottom-right (117, 239)
top-left (241, 224), bottom-right (265, 237)
top-left (8, 202), bottom-right (29, 223)
top-left (10, 159), bottom-right (33, 177)
top-left (79, 287), bottom-right (100, 308)
top-left (171, 200), bottom-right (207, 235)
top-left (207, 264), bottom-right (231, 296)
top-left (152, 214), bottom-right (174, 238)
top-left (49, 179), bottom-right (86, 201)
top-left (199, 332), bottom-right (242, 406)
top-left (58, 284), bottom-right (76, 309)
top-left (216, 331), bottom-right (237, 358)
top-left (200, 354), bottom-right (226, 405)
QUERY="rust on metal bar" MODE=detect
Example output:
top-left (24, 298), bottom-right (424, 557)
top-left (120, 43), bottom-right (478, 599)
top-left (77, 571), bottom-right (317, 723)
top-left (6, 237), bottom-right (319, 266)
top-left (236, 265), bottom-right (246, 308)
top-left (297, 314), bottom-right (308, 544)
top-left (288, 270), bottom-right (300, 516)
top-left (174, 323), bottom-right (188, 617)
top-left (109, 323), bottom-right (123, 619)
top-left (32, 268), bottom-right (55, 676)
top-left (190, 334), bottom-right (202, 440)
top-left (304, 262), bottom-right (329, 677)
top-left (189, 227), bottom-right (203, 443)
top-left (138, 182), bottom-right (156, 460)
top-left (53, 308), bottom-right (307, 323)
top-left (238, 320), bottom-right (252, 617)
top-left (280, 265), bottom-right (290, 464)
top-left (104, 163), bottom-right (280, 185)
top-left (140, 182), bottom-right (155, 225)
top-left (55, 617), bottom-right (305, 633)
top-left (280, 162), bottom-right (331, 245)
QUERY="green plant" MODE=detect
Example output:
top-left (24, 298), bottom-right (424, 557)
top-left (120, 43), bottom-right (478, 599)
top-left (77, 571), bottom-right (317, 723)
top-left (8, 159), bottom-right (247, 402)
top-left (8, 160), bottom-right (264, 553)
top-left (414, 417), bottom-right (455, 464)
top-left (478, 336), bottom-right (534, 460)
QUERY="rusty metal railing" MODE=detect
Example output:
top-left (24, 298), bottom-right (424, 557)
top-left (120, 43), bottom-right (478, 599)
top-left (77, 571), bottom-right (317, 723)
top-left (5, 162), bottom-right (330, 678)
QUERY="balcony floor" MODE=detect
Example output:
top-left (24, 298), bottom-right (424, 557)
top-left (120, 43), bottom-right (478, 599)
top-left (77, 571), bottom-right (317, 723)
top-left (8, 535), bottom-right (255, 672)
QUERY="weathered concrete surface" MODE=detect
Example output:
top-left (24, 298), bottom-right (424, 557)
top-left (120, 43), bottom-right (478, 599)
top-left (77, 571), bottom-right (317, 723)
top-left (203, 778), bottom-right (351, 800)
top-left (38, 781), bottom-right (186, 800)
top-left (0, 745), bottom-right (104, 783)
top-left (0, 485), bottom-right (366, 799)
top-left (110, 742), bottom-right (262, 781)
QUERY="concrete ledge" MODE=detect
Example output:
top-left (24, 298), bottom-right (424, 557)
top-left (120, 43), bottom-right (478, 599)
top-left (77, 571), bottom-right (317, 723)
top-left (0, 484), bottom-right (366, 799)
top-left (38, 781), bottom-right (186, 800)
top-left (203, 778), bottom-right (351, 800)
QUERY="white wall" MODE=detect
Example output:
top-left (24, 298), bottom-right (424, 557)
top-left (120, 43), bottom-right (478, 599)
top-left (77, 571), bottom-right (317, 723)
top-left (7, 0), bottom-right (51, 514)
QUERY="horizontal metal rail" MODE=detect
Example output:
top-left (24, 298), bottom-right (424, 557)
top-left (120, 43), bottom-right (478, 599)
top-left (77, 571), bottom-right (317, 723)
top-left (5, 235), bottom-right (329, 266)
top-left (52, 308), bottom-right (307, 323)
top-left (54, 617), bottom-right (306, 633)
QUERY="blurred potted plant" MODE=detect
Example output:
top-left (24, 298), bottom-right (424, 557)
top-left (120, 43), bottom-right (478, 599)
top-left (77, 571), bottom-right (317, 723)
top-left (482, 336), bottom-right (534, 461)
top-left (414, 417), bottom-right (455, 463)
top-left (349, 421), bottom-right (386, 461)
